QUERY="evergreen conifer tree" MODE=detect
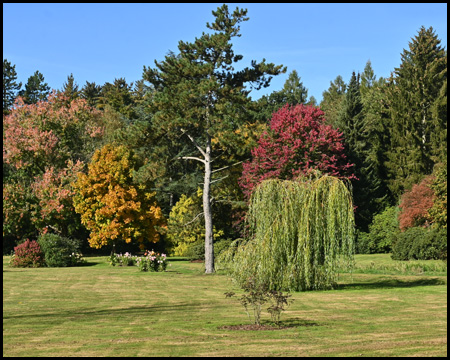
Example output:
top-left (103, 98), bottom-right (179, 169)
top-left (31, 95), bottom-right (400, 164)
top-left (338, 71), bottom-right (383, 231)
top-left (320, 75), bottom-right (347, 127)
top-left (143, 4), bottom-right (285, 273)
top-left (61, 73), bottom-right (80, 101)
top-left (19, 70), bottom-right (50, 104)
top-left (3, 59), bottom-right (22, 115)
top-left (384, 26), bottom-right (447, 198)
top-left (81, 81), bottom-right (102, 108)
top-left (256, 70), bottom-right (309, 122)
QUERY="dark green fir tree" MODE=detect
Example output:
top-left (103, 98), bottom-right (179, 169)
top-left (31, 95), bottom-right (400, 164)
top-left (3, 59), bottom-right (22, 115)
top-left (80, 81), bottom-right (102, 107)
top-left (384, 26), bottom-right (447, 198)
top-left (338, 71), bottom-right (384, 231)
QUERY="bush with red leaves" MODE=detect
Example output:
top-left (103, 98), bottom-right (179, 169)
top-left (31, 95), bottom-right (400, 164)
top-left (10, 239), bottom-right (45, 268)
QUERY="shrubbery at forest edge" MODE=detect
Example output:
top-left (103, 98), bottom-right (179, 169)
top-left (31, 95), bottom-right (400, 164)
top-left (391, 226), bottom-right (447, 261)
top-left (356, 206), bottom-right (400, 254)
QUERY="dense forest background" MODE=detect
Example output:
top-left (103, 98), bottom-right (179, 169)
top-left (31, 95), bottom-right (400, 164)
top-left (3, 16), bottom-right (447, 261)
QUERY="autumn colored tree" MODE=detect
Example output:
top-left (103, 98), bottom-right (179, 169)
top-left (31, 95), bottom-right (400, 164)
top-left (166, 188), bottom-right (225, 257)
top-left (239, 104), bottom-right (355, 199)
top-left (31, 160), bottom-right (85, 236)
top-left (3, 91), bottom-right (105, 178)
top-left (398, 175), bottom-right (435, 231)
top-left (72, 144), bottom-right (166, 252)
top-left (3, 92), bottom-right (106, 243)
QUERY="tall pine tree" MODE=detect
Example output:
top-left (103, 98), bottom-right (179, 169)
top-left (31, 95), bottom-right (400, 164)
top-left (143, 4), bottom-right (285, 273)
top-left (384, 26), bottom-right (447, 198)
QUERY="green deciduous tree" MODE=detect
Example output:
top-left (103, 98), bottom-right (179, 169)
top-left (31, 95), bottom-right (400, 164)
top-left (143, 4), bottom-right (286, 273)
top-left (219, 175), bottom-right (355, 291)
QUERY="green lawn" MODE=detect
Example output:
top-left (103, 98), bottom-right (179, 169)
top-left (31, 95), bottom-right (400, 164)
top-left (3, 254), bottom-right (447, 357)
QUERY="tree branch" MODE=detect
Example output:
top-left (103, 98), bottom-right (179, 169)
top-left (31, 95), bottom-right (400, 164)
top-left (178, 156), bottom-right (206, 164)
top-left (180, 128), bottom-right (207, 159)
top-left (183, 211), bottom-right (204, 227)
top-left (212, 160), bottom-right (245, 174)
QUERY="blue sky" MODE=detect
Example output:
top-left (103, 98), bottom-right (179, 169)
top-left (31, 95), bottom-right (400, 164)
top-left (3, 3), bottom-right (447, 103)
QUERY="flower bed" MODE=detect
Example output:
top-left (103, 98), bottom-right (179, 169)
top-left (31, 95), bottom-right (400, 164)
top-left (109, 251), bottom-right (168, 272)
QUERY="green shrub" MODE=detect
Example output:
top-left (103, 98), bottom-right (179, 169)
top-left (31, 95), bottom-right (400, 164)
top-left (214, 238), bottom-right (233, 258)
top-left (10, 239), bottom-right (45, 268)
top-left (37, 233), bottom-right (85, 267)
top-left (357, 206), bottom-right (400, 254)
top-left (185, 240), bottom-right (205, 261)
top-left (409, 227), bottom-right (447, 260)
top-left (391, 226), bottom-right (447, 261)
top-left (391, 227), bottom-right (426, 260)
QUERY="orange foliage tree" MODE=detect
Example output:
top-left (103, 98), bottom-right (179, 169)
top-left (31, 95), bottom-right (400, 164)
top-left (398, 175), bottom-right (435, 231)
top-left (72, 144), bottom-right (166, 251)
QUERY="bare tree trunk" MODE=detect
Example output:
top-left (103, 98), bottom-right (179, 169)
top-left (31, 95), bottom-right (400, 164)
top-left (203, 134), bottom-right (214, 274)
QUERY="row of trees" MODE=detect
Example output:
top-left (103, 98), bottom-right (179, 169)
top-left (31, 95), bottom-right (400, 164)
top-left (3, 5), bottom-right (447, 273)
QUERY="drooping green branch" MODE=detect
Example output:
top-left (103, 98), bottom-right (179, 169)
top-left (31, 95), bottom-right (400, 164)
top-left (218, 175), bottom-right (355, 291)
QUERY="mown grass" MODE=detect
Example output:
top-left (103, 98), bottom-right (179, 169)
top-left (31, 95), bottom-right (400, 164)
top-left (3, 254), bottom-right (447, 357)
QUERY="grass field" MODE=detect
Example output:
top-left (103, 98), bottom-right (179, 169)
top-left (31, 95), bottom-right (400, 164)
top-left (3, 254), bottom-right (447, 357)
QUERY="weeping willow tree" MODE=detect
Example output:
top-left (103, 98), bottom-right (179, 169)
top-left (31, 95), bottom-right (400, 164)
top-left (218, 175), bottom-right (355, 291)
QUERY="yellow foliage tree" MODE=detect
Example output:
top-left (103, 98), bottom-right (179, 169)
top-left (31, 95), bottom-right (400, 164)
top-left (72, 144), bottom-right (166, 251)
top-left (166, 188), bottom-right (223, 256)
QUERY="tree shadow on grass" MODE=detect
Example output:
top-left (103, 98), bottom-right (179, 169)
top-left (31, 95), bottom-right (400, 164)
top-left (336, 277), bottom-right (445, 290)
top-left (3, 303), bottom-right (200, 321)
top-left (220, 318), bottom-right (320, 331)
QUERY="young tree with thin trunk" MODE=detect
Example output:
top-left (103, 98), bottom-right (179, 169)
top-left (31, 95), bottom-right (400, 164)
top-left (143, 4), bottom-right (285, 273)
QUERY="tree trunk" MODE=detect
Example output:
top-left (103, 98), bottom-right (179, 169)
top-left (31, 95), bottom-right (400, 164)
top-left (203, 135), bottom-right (214, 273)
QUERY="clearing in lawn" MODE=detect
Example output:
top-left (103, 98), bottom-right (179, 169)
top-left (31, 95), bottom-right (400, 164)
top-left (2, 254), bottom-right (447, 357)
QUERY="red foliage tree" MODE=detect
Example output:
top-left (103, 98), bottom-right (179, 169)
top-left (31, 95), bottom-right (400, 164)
top-left (239, 104), bottom-right (355, 198)
top-left (398, 175), bottom-right (435, 231)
